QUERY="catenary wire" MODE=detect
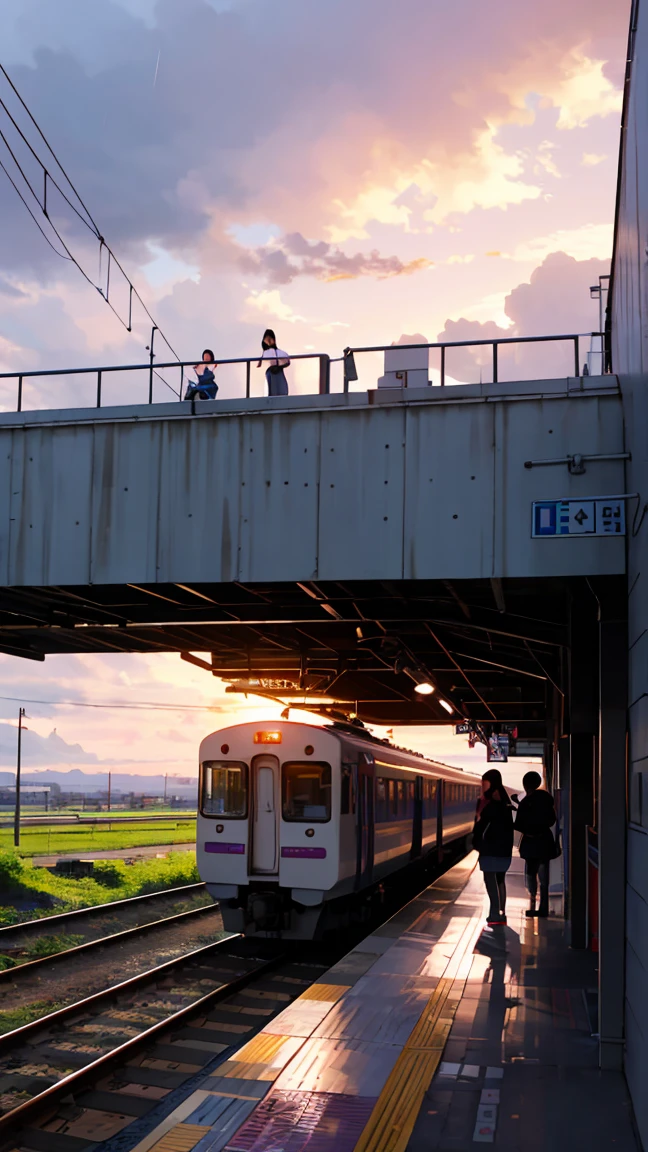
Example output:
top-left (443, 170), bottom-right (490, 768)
top-left (0, 64), bottom-right (182, 378)
top-left (0, 694), bottom-right (225, 713)
top-left (0, 155), bottom-right (72, 261)
top-left (0, 61), bottom-right (100, 234)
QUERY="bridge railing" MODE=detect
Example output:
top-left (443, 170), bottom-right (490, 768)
top-left (0, 332), bottom-right (607, 413)
top-left (341, 332), bottom-right (606, 392)
top-left (0, 353), bottom-right (332, 413)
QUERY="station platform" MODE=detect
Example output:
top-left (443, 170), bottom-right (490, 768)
top-left (126, 855), bottom-right (639, 1152)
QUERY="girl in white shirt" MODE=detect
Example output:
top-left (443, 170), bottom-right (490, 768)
top-left (257, 329), bottom-right (290, 396)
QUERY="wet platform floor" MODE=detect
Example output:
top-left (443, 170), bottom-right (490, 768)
top-left (114, 856), bottom-right (640, 1152)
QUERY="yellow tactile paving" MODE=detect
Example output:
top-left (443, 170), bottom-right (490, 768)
top-left (354, 907), bottom-right (485, 1152)
top-left (213, 1031), bottom-right (303, 1081)
top-left (148, 1124), bottom-right (211, 1152)
top-left (298, 982), bottom-right (350, 1003)
top-left (405, 978), bottom-right (454, 1049)
top-left (355, 1049), bottom-right (442, 1152)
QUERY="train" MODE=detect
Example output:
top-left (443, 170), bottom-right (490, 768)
top-left (196, 720), bottom-right (482, 938)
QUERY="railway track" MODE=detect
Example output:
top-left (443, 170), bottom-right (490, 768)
top-left (0, 902), bottom-right (220, 985)
top-left (0, 936), bottom-right (333, 1152)
top-left (0, 883), bottom-right (207, 949)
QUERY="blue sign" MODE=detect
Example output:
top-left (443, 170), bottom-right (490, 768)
top-left (532, 499), bottom-right (625, 538)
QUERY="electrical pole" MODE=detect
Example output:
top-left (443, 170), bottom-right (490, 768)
top-left (147, 324), bottom-right (157, 404)
top-left (164, 773), bottom-right (168, 806)
top-left (14, 708), bottom-right (27, 848)
top-left (107, 771), bottom-right (111, 812)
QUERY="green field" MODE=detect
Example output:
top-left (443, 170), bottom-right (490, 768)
top-left (0, 818), bottom-right (196, 857)
top-left (0, 849), bottom-right (202, 927)
top-left (5, 808), bottom-right (197, 818)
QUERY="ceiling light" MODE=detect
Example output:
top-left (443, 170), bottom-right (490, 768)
top-left (414, 682), bottom-right (435, 696)
top-left (439, 699), bottom-right (454, 714)
top-left (402, 665), bottom-right (436, 694)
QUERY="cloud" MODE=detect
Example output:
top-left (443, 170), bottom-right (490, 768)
top-left (0, 0), bottom-right (628, 389)
top-left (244, 289), bottom-right (309, 325)
top-left (0, 275), bottom-right (27, 299)
top-left (243, 288), bottom-right (350, 338)
top-left (436, 251), bottom-right (609, 381)
top-left (0, 0), bottom-right (626, 272)
top-left (509, 222), bottom-right (613, 263)
top-left (582, 152), bottom-right (607, 166)
top-left (242, 232), bottom-right (432, 286)
top-left (550, 53), bottom-right (623, 129)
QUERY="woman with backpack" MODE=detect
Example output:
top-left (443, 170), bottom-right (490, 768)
top-left (473, 768), bottom-right (514, 927)
top-left (257, 329), bottom-right (290, 396)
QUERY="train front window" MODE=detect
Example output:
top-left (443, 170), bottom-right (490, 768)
top-left (201, 761), bottom-right (247, 818)
top-left (282, 761), bottom-right (331, 822)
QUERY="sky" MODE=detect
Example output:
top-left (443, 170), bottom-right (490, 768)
top-left (0, 0), bottom-right (631, 786)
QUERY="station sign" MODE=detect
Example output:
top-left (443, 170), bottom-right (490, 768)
top-left (455, 723), bottom-right (471, 735)
top-left (532, 498), bottom-right (625, 538)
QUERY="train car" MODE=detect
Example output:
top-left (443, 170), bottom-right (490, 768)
top-left (196, 720), bottom-right (482, 938)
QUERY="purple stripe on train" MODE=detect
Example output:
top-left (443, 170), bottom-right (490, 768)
top-left (281, 846), bottom-right (327, 859)
top-left (204, 842), bottom-right (245, 854)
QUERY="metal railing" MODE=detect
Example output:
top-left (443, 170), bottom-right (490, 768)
top-left (0, 353), bottom-right (332, 413)
top-left (342, 332), bottom-right (606, 391)
top-left (0, 332), bottom-right (608, 414)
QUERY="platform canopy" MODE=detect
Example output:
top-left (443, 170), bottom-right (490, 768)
top-left (0, 576), bottom-right (580, 737)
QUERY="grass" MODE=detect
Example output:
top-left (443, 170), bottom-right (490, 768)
top-left (6, 808), bottom-right (197, 818)
top-left (0, 1000), bottom-right (66, 1035)
top-left (24, 932), bottom-right (86, 959)
top-left (0, 848), bottom-right (202, 927)
top-left (0, 818), bottom-right (196, 857)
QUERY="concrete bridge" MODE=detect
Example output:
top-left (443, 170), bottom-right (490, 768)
top-left (0, 370), bottom-right (625, 590)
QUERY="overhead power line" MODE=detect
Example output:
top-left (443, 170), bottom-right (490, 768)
top-left (0, 693), bottom-right (224, 713)
top-left (0, 62), bottom-right (181, 395)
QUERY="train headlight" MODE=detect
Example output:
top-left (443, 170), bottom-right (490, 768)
top-left (254, 731), bottom-right (282, 744)
top-left (305, 828), bottom-right (315, 837)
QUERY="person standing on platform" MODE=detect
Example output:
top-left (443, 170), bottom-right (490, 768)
top-left (513, 770), bottom-right (556, 918)
top-left (473, 768), bottom-right (514, 926)
top-left (257, 329), bottom-right (290, 396)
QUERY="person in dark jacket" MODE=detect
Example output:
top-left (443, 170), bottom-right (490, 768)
top-left (514, 771), bottom-right (556, 918)
top-left (473, 768), bottom-right (514, 926)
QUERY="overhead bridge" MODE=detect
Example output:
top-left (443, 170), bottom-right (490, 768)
top-left (0, 340), bottom-right (627, 736)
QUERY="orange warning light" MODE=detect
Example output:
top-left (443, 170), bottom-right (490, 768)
top-left (254, 730), bottom-right (282, 744)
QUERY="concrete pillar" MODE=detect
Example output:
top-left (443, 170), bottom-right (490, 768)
top-left (597, 587), bottom-right (628, 1070)
top-left (569, 734), bottom-right (595, 948)
top-left (568, 590), bottom-right (599, 949)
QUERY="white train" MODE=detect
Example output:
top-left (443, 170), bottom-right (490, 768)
top-left (196, 720), bottom-right (482, 938)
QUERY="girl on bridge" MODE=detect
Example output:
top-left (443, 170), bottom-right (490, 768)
top-left (258, 329), bottom-right (290, 396)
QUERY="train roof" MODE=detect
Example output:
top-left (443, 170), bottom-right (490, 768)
top-left (201, 718), bottom-right (482, 786)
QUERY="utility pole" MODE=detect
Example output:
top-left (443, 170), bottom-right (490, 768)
top-left (147, 324), bottom-right (157, 404)
top-left (107, 771), bottom-right (111, 812)
top-left (14, 708), bottom-right (27, 848)
top-left (164, 773), bottom-right (168, 806)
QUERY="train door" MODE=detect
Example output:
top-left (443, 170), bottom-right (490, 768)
top-left (250, 754), bottom-right (279, 874)
top-left (411, 775), bottom-right (423, 859)
top-left (355, 753), bottom-right (375, 888)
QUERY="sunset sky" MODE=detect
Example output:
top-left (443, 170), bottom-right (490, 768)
top-left (0, 0), bottom-right (630, 784)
